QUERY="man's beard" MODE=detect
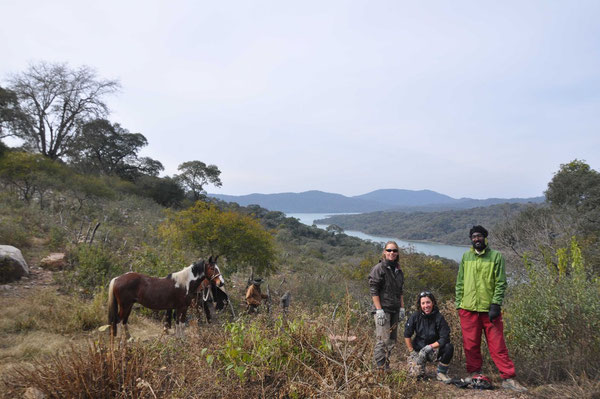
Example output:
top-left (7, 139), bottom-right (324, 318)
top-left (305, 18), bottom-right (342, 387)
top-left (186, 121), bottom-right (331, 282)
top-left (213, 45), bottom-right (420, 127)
top-left (472, 241), bottom-right (486, 251)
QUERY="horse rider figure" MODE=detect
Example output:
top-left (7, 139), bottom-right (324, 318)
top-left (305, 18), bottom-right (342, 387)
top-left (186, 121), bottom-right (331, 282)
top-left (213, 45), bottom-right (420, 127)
top-left (246, 278), bottom-right (269, 314)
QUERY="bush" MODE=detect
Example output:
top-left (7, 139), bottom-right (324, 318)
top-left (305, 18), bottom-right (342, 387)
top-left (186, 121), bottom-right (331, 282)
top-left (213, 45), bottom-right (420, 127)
top-left (64, 244), bottom-right (124, 294)
top-left (504, 242), bottom-right (600, 382)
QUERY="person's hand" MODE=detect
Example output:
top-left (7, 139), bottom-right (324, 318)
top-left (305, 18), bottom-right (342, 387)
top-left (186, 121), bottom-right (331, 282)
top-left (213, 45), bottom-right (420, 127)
top-left (420, 345), bottom-right (433, 356)
top-left (399, 307), bottom-right (406, 319)
top-left (489, 304), bottom-right (501, 322)
top-left (418, 345), bottom-right (433, 364)
top-left (375, 309), bottom-right (386, 326)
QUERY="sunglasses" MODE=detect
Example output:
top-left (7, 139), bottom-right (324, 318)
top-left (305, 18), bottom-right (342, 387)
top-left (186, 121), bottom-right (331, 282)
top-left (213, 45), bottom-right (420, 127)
top-left (385, 248), bottom-right (399, 253)
top-left (419, 291), bottom-right (432, 298)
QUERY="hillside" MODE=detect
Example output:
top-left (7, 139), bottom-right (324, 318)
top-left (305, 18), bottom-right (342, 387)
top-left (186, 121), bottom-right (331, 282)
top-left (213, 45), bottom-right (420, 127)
top-left (316, 202), bottom-right (540, 245)
top-left (209, 189), bottom-right (543, 213)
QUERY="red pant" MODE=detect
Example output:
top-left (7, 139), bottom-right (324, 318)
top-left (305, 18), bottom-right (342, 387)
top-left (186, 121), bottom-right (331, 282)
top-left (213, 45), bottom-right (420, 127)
top-left (459, 309), bottom-right (516, 379)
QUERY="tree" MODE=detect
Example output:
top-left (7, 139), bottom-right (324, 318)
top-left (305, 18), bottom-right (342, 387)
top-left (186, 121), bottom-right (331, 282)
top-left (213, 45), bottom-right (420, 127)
top-left (175, 160), bottom-right (222, 200)
top-left (0, 151), bottom-right (64, 207)
top-left (545, 159), bottom-right (600, 214)
top-left (159, 202), bottom-right (277, 275)
top-left (135, 175), bottom-right (185, 207)
top-left (66, 118), bottom-right (163, 180)
top-left (0, 86), bottom-right (27, 139)
top-left (326, 224), bottom-right (344, 235)
top-left (7, 62), bottom-right (120, 159)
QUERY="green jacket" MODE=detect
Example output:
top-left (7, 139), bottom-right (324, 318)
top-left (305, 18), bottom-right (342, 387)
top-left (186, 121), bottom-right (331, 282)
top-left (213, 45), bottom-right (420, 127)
top-left (455, 246), bottom-right (507, 312)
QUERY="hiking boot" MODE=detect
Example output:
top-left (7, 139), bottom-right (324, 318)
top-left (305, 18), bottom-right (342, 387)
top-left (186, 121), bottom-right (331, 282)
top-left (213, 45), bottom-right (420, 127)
top-left (436, 372), bottom-right (452, 383)
top-left (502, 378), bottom-right (527, 392)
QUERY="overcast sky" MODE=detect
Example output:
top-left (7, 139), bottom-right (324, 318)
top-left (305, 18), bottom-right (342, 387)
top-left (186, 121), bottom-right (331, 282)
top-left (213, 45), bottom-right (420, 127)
top-left (2, 1), bottom-right (599, 199)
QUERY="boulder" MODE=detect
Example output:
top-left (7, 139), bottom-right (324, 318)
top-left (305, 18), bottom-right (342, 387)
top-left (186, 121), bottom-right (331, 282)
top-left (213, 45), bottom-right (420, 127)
top-left (0, 245), bottom-right (29, 283)
top-left (39, 252), bottom-right (67, 271)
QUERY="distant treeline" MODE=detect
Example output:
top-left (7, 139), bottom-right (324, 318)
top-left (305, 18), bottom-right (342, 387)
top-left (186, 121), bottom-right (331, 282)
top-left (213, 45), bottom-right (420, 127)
top-left (316, 202), bottom-right (540, 245)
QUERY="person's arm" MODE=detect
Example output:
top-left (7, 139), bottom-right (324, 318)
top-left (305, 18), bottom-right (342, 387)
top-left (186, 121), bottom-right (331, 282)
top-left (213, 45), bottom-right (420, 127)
top-left (455, 256), bottom-right (465, 309)
top-left (436, 315), bottom-right (451, 348)
top-left (372, 295), bottom-right (382, 310)
top-left (404, 337), bottom-right (414, 352)
top-left (492, 253), bottom-right (507, 305)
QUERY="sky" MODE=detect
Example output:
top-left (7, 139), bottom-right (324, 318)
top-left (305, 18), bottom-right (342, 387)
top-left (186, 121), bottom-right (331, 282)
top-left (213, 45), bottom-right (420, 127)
top-left (1, 1), bottom-right (599, 199)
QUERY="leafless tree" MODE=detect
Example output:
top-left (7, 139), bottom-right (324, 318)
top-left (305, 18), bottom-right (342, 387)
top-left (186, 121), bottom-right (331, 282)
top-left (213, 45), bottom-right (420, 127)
top-left (7, 62), bottom-right (120, 159)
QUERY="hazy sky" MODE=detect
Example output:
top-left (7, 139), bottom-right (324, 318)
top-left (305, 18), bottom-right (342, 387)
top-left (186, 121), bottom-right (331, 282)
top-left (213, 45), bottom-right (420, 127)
top-left (2, 1), bottom-right (599, 199)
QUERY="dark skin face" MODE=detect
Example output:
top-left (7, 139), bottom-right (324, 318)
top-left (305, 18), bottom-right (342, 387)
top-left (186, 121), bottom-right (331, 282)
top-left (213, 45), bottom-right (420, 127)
top-left (471, 232), bottom-right (486, 251)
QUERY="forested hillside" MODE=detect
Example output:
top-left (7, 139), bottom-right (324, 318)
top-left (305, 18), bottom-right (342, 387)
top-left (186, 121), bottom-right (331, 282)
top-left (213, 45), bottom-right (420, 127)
top-left (316, 202), bottom-right (536, 245)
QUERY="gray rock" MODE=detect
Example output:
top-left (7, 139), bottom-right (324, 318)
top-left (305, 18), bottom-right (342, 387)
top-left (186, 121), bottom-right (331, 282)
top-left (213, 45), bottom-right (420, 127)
top-left (0, 245), bottom-right (29, 283)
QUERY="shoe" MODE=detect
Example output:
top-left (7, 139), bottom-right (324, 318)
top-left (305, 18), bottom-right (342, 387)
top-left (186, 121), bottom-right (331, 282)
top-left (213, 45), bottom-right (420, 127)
top-left (502, 378), bottom-right (527, 392)
top-left (436, 372), bottom-right (451, 383)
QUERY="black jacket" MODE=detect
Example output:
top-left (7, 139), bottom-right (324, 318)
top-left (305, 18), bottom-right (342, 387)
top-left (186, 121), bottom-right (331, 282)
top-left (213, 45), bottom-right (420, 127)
top-left (403, 307), bottom-right (450, 351)
top-left (368, 260), bottom-right (404, 313)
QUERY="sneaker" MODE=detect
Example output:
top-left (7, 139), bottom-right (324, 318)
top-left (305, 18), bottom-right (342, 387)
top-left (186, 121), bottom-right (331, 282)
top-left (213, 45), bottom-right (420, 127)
top-left (436, 372), bottom-right (452, 383)
top-left (502, 378), bottom-right (528, 392)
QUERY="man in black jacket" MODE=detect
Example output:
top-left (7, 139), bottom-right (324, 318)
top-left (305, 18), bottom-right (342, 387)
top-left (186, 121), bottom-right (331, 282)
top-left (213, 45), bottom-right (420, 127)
top-left (404, 291), bottom-right (453, 382)
top-left (369, 241), bottom-right (405, 370)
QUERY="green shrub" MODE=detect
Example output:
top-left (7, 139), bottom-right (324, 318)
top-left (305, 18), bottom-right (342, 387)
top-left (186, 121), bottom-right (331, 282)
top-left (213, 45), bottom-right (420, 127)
top-left (0, 216), bottom-right (29, 248)
top-left (66, 244), bottom-right (124, 293)
top-left (504, 241), bottom-right (600, 382)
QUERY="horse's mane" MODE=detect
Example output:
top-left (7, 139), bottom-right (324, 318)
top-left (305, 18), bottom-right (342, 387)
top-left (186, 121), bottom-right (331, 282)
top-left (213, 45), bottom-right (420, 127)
top-left (169, 261), bottom-right (204, 294)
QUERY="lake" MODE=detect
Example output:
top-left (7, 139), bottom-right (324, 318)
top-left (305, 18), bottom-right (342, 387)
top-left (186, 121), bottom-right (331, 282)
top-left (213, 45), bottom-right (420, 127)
top-left (286, 212), bottom-right (467, 262)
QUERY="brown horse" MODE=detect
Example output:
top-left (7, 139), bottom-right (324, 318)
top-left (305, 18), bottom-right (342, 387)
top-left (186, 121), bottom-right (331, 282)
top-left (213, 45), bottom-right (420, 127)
top-left (108, 257), bottom-right (217, 339)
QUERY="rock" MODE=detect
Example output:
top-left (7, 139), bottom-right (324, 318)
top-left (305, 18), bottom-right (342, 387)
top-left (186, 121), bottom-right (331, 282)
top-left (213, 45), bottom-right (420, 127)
top-left (39, 253), bottom-right (67, 271)
top-left (24, 387), bottom-right (46, 399)
top-left (0, 245), bottom-right (29, 283)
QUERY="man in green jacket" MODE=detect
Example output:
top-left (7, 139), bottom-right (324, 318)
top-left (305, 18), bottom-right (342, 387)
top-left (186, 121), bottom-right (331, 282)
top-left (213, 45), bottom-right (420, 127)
top-left (455, 225), bottom-right (526, 392)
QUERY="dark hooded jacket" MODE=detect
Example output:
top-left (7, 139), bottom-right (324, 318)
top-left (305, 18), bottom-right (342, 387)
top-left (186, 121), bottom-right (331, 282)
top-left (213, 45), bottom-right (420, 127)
top-left (403, 307), bottom-right (450, 351)
top-left (368, 260), bottom-right (404, 313)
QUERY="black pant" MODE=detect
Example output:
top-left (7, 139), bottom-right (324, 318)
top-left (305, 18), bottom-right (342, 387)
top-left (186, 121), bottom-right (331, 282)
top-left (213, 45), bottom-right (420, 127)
top-left (437, 342), bottom-right (454, 365)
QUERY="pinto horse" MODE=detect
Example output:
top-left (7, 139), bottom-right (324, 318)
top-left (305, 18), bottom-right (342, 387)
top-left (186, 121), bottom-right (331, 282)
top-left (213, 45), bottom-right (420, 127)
top-left (108, 257), bottom-right (218, 339)
top-left (164, 262), bottom-right (228, 330)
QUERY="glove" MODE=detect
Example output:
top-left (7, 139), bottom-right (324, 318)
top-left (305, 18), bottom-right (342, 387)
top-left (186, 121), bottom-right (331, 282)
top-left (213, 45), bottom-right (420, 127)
top-left (375, 309), bottom-right (386, 326)
top-left (417, 345), bottom-right (433, 364)
top-left (399, 307), bottom-right (406, 319)
top-left (489, 304), bottom-right (501, 322)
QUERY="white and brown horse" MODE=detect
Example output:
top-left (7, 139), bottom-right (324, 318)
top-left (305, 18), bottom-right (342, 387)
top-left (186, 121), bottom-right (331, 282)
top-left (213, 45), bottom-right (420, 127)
top-left (108, 257), bottom-right (218, 339)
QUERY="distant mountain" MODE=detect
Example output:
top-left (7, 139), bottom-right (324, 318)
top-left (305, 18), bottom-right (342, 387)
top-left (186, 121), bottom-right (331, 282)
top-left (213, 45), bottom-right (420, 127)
top-left (209, 189), bottom-right (544, 213)
top-left (354, 189), bottom-right (455, 206)
top-left (209, 190), bottom-right (390, 213)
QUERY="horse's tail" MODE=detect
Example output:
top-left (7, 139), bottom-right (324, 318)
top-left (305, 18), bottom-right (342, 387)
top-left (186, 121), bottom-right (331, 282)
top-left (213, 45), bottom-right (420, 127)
top-left (108, 277), bottom-right (119, 334)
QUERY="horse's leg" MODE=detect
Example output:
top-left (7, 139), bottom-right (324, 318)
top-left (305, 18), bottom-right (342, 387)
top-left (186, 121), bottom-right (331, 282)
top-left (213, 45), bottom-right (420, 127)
top-left (163, 309), bottom-right (173, 334)
top-left (203, 300), bottom-right (213, 323)
top-left (121, 303), bottom-right (134, 340)
top-left (180, 307), bottom-right (188, 338)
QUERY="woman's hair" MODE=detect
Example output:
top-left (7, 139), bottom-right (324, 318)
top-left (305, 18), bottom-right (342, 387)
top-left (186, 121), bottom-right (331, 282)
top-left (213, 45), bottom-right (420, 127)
top-left (381, 241), bottom-right (400, 260)
top-left (416, 291), bottom-right (437, 310)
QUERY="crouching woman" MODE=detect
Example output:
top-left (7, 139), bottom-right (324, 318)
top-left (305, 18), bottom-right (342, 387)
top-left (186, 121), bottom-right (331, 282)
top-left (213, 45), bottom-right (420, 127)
top-left (404, 291), bottom-right (453, 382)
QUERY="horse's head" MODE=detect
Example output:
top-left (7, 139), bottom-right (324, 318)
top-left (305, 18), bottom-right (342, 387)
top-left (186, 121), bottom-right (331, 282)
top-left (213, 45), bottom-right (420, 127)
top-left (206, 255), bottom-right (225, 288)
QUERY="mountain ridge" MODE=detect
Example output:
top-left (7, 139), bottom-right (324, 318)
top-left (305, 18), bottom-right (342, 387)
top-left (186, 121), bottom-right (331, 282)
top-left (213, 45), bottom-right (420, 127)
top-left (209, 189), bottom-right (544, 213)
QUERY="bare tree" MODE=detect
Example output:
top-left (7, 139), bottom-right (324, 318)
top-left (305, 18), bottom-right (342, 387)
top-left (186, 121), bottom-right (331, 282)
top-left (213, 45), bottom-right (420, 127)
top-left (7, 62), bottom-right (120, 159)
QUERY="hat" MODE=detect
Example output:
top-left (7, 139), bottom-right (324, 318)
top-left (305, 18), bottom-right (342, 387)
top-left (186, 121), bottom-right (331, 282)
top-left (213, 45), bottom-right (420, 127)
top-left (253, 278), bottom-right (264, 284)
top-left (469, 225), bottom-right (488, 238)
